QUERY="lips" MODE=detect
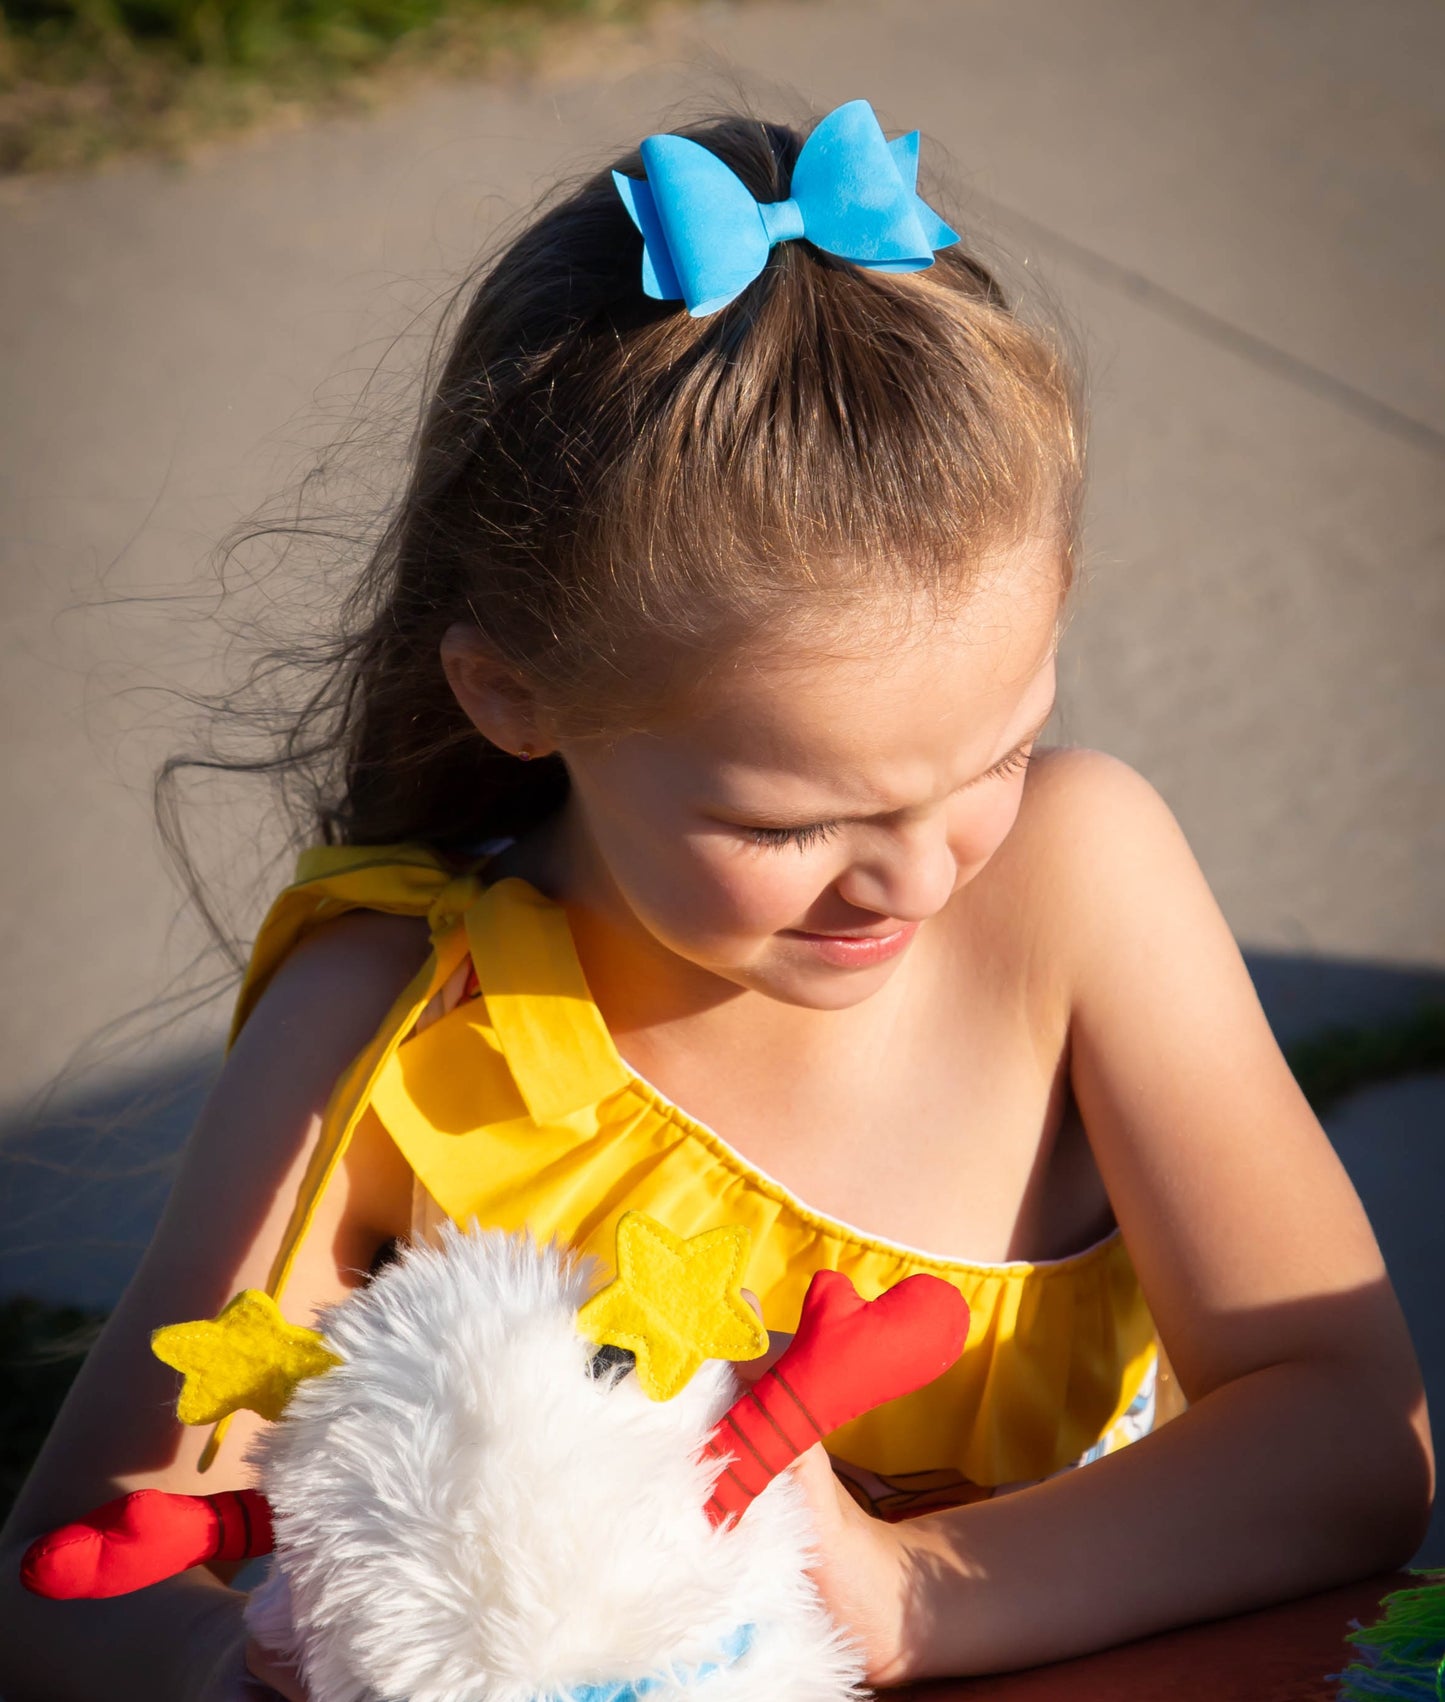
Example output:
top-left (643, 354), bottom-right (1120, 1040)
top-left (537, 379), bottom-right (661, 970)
top-left (778, 920), bottom-right (920, 968)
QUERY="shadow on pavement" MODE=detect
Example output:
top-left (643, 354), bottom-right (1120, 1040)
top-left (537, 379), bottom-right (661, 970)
top-left (0, 1050), bottom-right (221, 1311)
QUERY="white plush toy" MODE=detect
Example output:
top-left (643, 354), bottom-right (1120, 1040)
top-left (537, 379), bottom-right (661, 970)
top-left (23, 1212), bottom-right (970, 1702)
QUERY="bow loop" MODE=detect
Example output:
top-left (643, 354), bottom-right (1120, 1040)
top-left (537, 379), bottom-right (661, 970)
top-left (614, 99), bottom-right (959, 317)
top-left (788, 98), bottom-right (933, 267)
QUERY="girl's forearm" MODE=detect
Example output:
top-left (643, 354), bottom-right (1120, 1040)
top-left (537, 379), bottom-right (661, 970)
top-left (0, 1548), bottom-right (247, 1702)
top-left (888, 1357), bottom-right (1432, 1682)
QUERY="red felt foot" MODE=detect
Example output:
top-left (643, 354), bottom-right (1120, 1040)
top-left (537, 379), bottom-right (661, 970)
top-left (702, 1268), bottom-right (969, 1525)
top-left (21, 1488), bottom-right (274, 1599)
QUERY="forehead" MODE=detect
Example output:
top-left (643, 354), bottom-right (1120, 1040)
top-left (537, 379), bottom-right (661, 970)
top-left (654, 566), bottom-right (1062, 786)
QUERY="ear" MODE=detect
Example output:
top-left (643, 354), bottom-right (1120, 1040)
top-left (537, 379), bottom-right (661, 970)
top-left (440, 624), bottom-right (557, 760)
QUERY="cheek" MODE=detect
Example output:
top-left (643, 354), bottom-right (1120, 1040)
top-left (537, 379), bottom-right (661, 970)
top-left (567, 761), bottom-right (820, 954)
top-left (947, 783), bottom-right (1030, 876)
top-left (684, 838), bottom-right (827, 934)
top-left (590, 800), bottom-right (818, 945)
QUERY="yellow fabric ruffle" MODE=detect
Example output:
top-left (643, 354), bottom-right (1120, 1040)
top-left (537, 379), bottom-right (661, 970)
top-left (222, 845), bottom-right (1158, 1487)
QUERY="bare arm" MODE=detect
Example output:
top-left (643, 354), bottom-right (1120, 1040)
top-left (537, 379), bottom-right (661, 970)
top-left (886, 751), bottom-right (1433, 1680)
top-left (0, 910), bottom-right (428, 1702)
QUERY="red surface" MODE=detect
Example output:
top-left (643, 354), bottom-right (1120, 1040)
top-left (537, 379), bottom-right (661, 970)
top-left (899, 1572), bottom-right (1417, 1701)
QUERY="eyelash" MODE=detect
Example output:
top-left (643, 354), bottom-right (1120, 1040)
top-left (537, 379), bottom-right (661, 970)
top-left (741, 745), bottom-right (1035, 850)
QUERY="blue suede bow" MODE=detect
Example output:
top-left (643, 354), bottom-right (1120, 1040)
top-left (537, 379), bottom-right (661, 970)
top-left (612, 99), bottom-right (959, 317)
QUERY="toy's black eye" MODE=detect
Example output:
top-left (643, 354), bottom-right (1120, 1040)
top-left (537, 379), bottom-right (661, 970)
top-left (587, 1343), bottom-right (636, 1383)
top-left (366, 1238), bottom-right (404, 1283)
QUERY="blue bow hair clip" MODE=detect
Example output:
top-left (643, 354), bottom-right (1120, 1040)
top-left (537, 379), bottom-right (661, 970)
top-left (612, 98), bottom-right (959, 317)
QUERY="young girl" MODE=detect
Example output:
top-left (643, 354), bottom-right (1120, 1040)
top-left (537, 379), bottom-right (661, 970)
top-left (0, 101), bottom-right (1432, 1699)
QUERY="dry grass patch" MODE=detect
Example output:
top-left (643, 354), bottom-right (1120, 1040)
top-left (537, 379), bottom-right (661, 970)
top-left (0, 0), bottom-right (645, 172)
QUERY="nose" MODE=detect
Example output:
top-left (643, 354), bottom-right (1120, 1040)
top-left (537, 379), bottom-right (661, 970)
top-left (832, 818), bottom-right (959, 924)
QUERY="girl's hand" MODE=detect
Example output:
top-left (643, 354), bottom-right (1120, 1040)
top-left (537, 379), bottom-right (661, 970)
top-left (783, 1441), bottom-right (913, 1688)
top-left (732, 1312), bottom-right (914, 1688)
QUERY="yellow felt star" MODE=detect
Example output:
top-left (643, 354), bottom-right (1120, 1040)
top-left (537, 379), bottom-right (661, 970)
top-left (152, 1290), bottom-right (340, 1426)
top-left (576, 1211), bottom-right (768, 1401)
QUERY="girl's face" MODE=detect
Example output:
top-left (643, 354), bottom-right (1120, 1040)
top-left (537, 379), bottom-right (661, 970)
top-left (549, 551), bottom-right (1064, 1013)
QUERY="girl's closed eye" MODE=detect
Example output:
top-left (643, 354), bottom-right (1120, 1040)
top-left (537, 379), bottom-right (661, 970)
top-left (743, 820), bottom-right (844, 852)
top-left (739, 744), bottom-right (1037, 853)
top-left (985, 744), bottom-right (1035, 783)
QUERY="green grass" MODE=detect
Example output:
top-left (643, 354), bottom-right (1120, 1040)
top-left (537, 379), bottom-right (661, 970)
top-left (8, 0), bottom-right (476, 70)
top-left (1, 1296), bottom-right (106, 1522)
top-left (3, 1002), bottom-right (1442, 1527)
top-left (1285, 1002), bottom-right (1445, 1118)
top-left (0, 0), bottom-right (639, 172)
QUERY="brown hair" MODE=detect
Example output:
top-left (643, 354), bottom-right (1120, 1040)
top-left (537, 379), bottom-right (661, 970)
top-left (163, 108), bottom-right (1084, 897)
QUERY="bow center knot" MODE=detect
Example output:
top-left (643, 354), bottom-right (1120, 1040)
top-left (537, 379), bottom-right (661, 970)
top-left (758, 197), bottom-right (806, 248)
top-left (426, 872), bottom-right (485, 940)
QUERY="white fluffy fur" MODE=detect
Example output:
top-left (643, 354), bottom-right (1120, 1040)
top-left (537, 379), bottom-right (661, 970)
top-left (245, 1224), bottom-right (868, 1702)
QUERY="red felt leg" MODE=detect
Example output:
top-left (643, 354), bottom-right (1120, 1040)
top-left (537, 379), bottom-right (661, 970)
top-left (21, 1488), bottom-right (275, 1599)
top-left (702, 1268), bottom-right (970, 1525)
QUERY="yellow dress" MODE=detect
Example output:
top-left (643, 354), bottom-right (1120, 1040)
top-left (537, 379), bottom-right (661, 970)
top-left (220, 843), bottom-right (1161, 1515)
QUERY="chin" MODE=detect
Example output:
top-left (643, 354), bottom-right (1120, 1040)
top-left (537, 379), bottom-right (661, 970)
top-left (738, 957), bottom-right (904, 1012)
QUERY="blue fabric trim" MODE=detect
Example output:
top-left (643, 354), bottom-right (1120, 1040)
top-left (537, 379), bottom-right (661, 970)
top-left (542, 1622), bottom-right (757, 1701)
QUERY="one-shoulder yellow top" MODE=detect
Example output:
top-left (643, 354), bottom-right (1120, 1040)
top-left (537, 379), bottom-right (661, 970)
top-left (221, 843), bottom-right (1160, 1512)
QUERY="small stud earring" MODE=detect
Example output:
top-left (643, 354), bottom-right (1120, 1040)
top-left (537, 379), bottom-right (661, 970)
top-left (516, 746), bottom-right (534, 762)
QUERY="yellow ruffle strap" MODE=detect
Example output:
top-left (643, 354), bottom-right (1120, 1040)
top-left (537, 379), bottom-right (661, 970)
top-left (198, 843), bottom-right (486, 1470)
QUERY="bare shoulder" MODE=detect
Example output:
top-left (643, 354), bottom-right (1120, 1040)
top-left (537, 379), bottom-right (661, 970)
top-left (1009, 741), bottom-right (1183, 868)
top-left (1008, 746), bottom-right (1292, 1062)
top-left (995, 743), bottom-right (1202, 974)
top-left (963, 745), bottom-right (1184, 1008)
top-left (1018, 741), bottom-right (1160, 809)
top-left (1007, 749), bottom-right (1425, 1415)
top-left (153, 901), bottom-right (432, 1303)
top-left (1002, 741), bottom-right (1271, 1108)
top-left (249, 905), bottom-right (432, 1019)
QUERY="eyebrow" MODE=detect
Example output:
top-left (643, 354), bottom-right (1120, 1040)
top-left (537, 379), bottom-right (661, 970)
top-left (728, 695), bottom-right (1059, 830)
